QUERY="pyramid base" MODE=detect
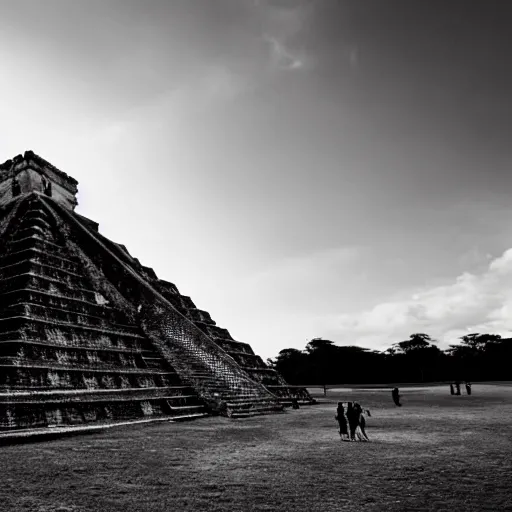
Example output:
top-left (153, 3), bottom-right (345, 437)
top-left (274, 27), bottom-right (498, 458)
top-left (0, 414), bottom-right (206, 445)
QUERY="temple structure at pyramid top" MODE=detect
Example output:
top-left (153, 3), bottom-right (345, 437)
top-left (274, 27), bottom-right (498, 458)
top-left (0, 151), bottom-right (79, 210)
top-left (0, 151), bottom-right (313, 439)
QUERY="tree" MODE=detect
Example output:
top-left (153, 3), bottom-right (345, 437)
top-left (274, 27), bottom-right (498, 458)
top-left (304, 339), bottom-right (342, 390)
top-left (457, 333), bottom-right (501, 352)
top-left (447, 333), bottom-right (504, 381)
top-left (305, 338), bottom-right (336, 353)
top-left (272, 348), bottom-right (309, 384)
top-left (393, 333), bottom-right (435, 354)
top-left (390, 334), bottom-right (441, 382)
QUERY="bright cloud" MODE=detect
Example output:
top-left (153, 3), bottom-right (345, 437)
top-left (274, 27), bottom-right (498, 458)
top-left (330, 248), bottom-right (512, 350)
top-left (264, 34), bottom-right (304, 70)
top-left (257, 0), bottom-right (312, 71)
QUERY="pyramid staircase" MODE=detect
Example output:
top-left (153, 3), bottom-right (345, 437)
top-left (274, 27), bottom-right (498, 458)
top-left (152, 283), bottom-right (315, 407)
top-left (43, 195), bottom-right (286, 420)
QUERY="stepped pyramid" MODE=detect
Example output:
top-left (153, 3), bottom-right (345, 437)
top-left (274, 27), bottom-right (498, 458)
top-left (0, 151), bottom-right (314, 439)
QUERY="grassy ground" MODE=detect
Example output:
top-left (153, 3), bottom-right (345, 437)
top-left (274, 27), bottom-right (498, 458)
top-left (1, 384), bottom-right (511, 512)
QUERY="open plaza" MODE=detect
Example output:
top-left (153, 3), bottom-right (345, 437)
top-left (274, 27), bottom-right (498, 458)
top-left (1, 383), bottom-right (511, 512)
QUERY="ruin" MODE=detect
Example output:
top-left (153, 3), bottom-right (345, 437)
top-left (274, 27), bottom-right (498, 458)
top-left (0, 151), bottom-right (314, 438)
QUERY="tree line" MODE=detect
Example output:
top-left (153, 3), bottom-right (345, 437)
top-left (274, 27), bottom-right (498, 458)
top-left (267, 333), bottom-right (512, 385)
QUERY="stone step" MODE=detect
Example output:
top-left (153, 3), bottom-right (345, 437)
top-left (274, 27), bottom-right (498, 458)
top-left (2, 231), bottom-right (58, 247)
top-left (0, 399), bottom-right (175, 431)
top-left (0, 315), bottom-right (146, 340)
top-left (0, 385), bottom-right (194, 397)
top-left (0, 275), bottom-right (98, 302)
top-left (17, 211), bottom-right (52, 227)
top-left (241, 367), bottom-right (279, 373)
top-left (1, 289), bottom-right (129, 324)
top-left (141, 360), bottom-right (167, 370)
top-left (0, 388), bottom-right (196, 404)
top-left (0, 338), bottom-right (146, 355)
top-left (187, 309), bottom-right (215, 324)
top-left (229, 402), bottom-right (285, 413)
top-left (0, 327), bottom-right (155, 353)
top-left (9, 249), bottom-right (82, 275)
top-left (220, 393), bottom-right (263, 399)
top-left (168, 404), bottom-right (205, 413)
top-left (4, 217), bottom-right (50, 243)
top-left (0, 341), bottom-right (156, 371)
top-left (0, 260), bottom-right (90, 288)
top-left (225, 350), bottom-right (260, 358)
top-left (164, 394), bottom-right (198, 401)
top-left (0, 270), bottom-right (90, 296)
top-left (0, 367), bottom-right (184, 392)
top-left (6, 234), bottom-right (66, 253)
top-left (0, 346), bottom-right (148, 371)
top-left (0, 358), bottom-right (175, 374)
top-left (169, 412), bottom-right (209, 422)
top-left (238, 367), bottom-right (277, 375)
top-left (0, 416), bottom-right (184, 443)
top-left (216, 340), bottom-right (254, 354)
top-left (8, 226), bottom-right (56, 244)
top-left (224, 397), bottom-right (278, 406)
top-left (279, 399), bottom-right (315, 406)
top-left (229, 408), bottom-right (285, 418)
top-left (1, 302), bottom-right (139, 334)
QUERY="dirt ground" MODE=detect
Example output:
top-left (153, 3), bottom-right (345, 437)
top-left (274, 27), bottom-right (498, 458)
top-left (1, 384), bottom-right (511, 512)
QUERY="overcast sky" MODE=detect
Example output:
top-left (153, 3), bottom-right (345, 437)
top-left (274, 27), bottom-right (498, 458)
top-left (1, 0), bottom-right (512, 359)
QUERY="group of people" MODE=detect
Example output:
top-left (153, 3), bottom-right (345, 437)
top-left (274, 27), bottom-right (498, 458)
top-left (450, 381), bottom-right (471, 395)
top-left (335, 401), bottom-right (371, 442)
top-left (335, 382), bottom-right (474, 442)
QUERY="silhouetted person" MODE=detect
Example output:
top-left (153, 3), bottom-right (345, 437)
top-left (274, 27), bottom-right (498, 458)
top-left (450, 384), bottom-right (455, 395)
top-left (347, 401), bottom-right (362, 440)
top-left (335, 402), bottom-right (349, 441)
top-left (353, 402), bottom-right (370, 441)
top-left (455, 382), bottom-right (461, 395)
top-left (292, 398), bottom-right (300, 409)
top-left (465, 382), bottom-right (472, 395)
top-left (392, 387), bottom-right (402, 406)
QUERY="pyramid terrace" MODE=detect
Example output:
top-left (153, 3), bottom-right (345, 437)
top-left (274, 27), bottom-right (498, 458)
top-left (0, 151), bottom-right (314, 440)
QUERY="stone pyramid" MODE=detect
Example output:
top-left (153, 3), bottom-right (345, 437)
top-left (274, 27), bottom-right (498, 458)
top-left (0, 151), bottom-right (313, 439)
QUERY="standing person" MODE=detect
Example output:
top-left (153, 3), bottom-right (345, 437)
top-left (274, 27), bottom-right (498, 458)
top-left (455, 382), bottom-right (461, 395)
top-left (346, 401), bottom-right (361, 440)
top-left (450, 383), bottom-right (454, 395)
top-left (392, 387), bottom-right (402, 407)
top-left (353, 402), bottom-right (370, 442)
top-left (335, 402), bottom-right (349, 441)
top-left (465, 382), bottom-right (472, 395)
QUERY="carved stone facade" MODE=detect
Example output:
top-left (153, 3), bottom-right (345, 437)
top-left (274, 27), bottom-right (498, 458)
top-left (0, 152), bottom-right (314, 438)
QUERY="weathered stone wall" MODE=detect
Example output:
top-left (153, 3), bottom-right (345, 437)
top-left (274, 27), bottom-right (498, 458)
top-left (0, 151), bottom-right (78, 210)
top-left (0, 195), bottom-right (208, 431)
